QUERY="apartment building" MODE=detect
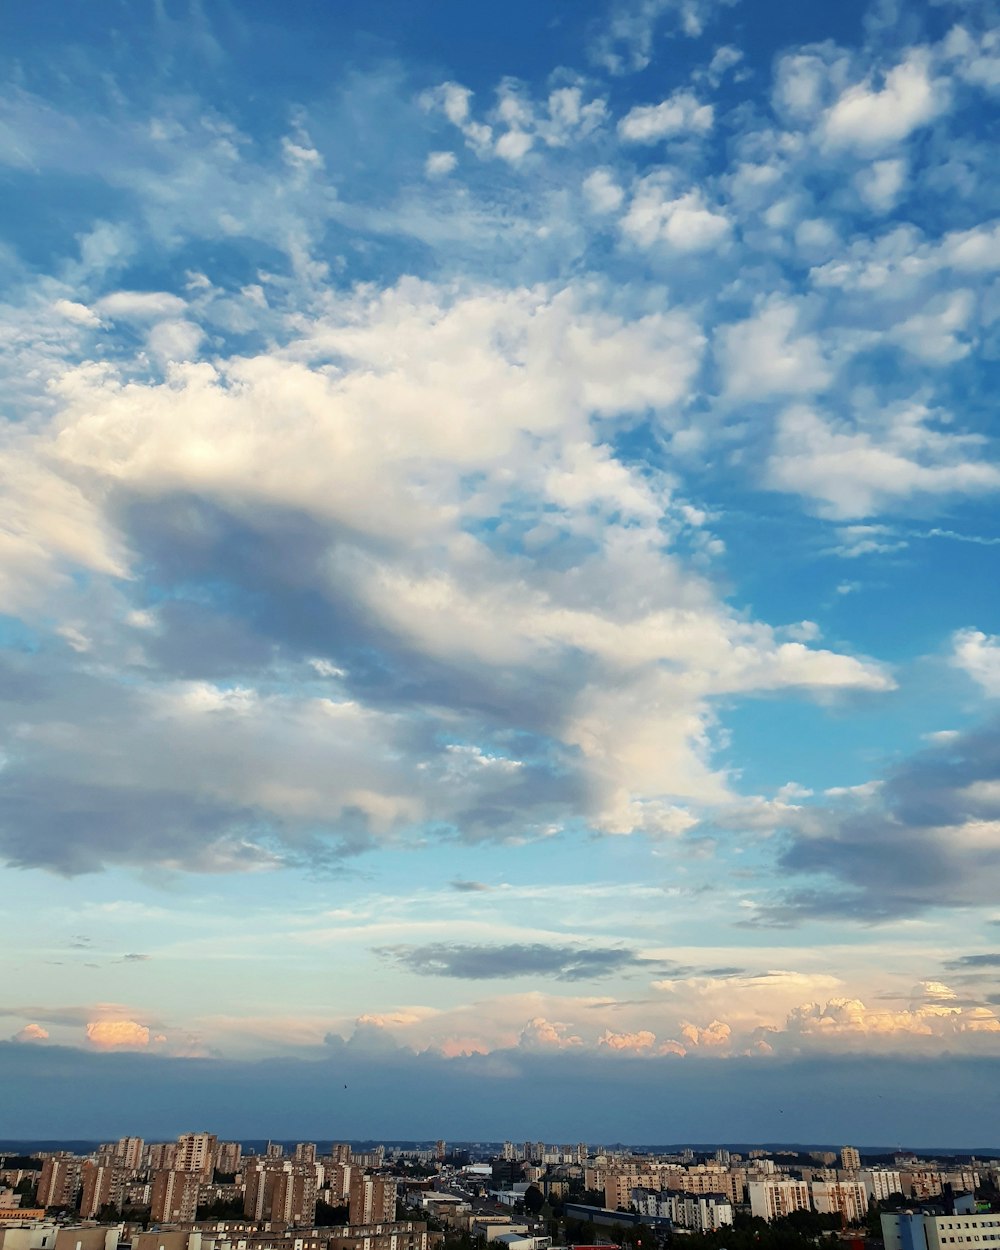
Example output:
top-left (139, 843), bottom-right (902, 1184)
top-left (175, 1136), bottom-right (219, 1182)
top-left (812, 1180), bottom-right (868, 1223)
top-left (151, 1169), bottom-right (201, 1223)
top-left (883, 1211), bottom-right (1000, 1250)
top-left (748, 1180), bottom-right (811, 1221)
top-left (79, 1163), bottom-right (127, 1218)
top-left (676, 1195), bottom-right (735, 1232)
top-left (216, 1145), bottom-right (242, 1176)
top-left (114, 1139), bottom-right (145, 1171)
top-left (348, 1176), bottom-right (396, 1226)
top-left (37, 1160), bottom-right (82, 1210)
top-left (862, 1170), bottom-right (905, 1202)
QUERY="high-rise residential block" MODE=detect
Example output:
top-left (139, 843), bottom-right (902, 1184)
top-left (116, 1138), bottom-right (145, 1170)
top-left (748, 1180), bottom-right (811, 1221)
top-left (841, 1147), bottom-right (862, 1172)
top-left (244, 1160), bottom-right (318, 1227)
top-left (813, 1180), bottom-right (868, 1223)
top-left (149, 1143), bottom-right (177, 1171)
top-left (175, 1134), bottom-right (218, 1181)
top-left (349, 1176), bottom-right (396, 1226)
top-left (150, 1169), bottom-right (201, 1223)
top-left (80, 1162), bottom-right (128, 1217)
top-left (216, 1142), bottom-right (243, 1175)
top-left (37, 1158), bottom-right (83, 1210)
top-left (861, 1170), bottom-right (904, 1202)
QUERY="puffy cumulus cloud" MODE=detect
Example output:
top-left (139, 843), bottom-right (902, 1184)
top-left (782, 995), bottom-right (1000, 1044)
top-left (767, 403), bottom-right (1000, 519)
top-left (810, 221), bottom-right (1000, 300)
top-left (890, 289), bottom-right (975, 365)
top-left (718, 299), bottom-right (831, 400)
top-left (658, 1038), bottom-right (687, 1056)
top-left (598, 1028), bottom-right (657, 1051)
top-left (951, 629), bottom-right (1000, 697)
top-left (617, 90), bottom-right (713, 142)
top-left (582, 168), bottom-right (625, 214)
top-left (943, 25), bottom-right (1000, 94)
top-left (0, 464), bottom-right (126, 617)
top-left (518, 1016), bottom-right (583, 1049)
top-left (421, 78), bottom-right (606, 164)
top-left (772, 47), bottom-right (852, 124)
top-left (0, 271), bottom-right (896, 874)
top-left (85, 1018), bottom-right (151, 1049)
top-left (425, 151), bottom-right (457, 178)
top-left (854, 158), bottom-right (908, 213)
top-left (822, 50), bottom-right (950, 152)
top-left (53, 299), bottom-right (101, 327)
top-left (621, 178), bottom-right (731, 251)
top-left (12, 1023), bottom-right (49, 1042)
top-left (591, 0), bottom-right (739, 74)
top-left (680, 1019), bottom-right (731, 1048)
top-left (651, 968), bottom-right (846, 1044)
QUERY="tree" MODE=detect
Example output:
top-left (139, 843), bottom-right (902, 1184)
top-left (314, 1200), bottom-right (350, 1226)
top-left (196, 1195), bottom-right (246, 1220)
top-left (524, 1186), bottom-right (545, 1216)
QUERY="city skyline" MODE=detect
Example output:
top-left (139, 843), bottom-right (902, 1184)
top-left (2, 0), bottom-right (1000, 1138)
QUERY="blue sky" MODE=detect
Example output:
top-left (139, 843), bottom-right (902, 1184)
top-left (2, 0), bottom-right (1000, 1144)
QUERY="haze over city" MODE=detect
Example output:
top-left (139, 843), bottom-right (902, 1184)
top-left (2, 0), bottom-right (1000, 1141)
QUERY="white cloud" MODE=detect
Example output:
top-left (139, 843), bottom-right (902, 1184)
top-left (95, 290), bottom-right (188, 319)
top-left (823, 50), bottom-right (949, 152)
top-left (951, 629), bottom-right (1000, 696)
top-left (768, 403), bottom-right (1000, 519)
top-left (0, 273), bottom-right (900, 865)
top-left (943, 25), bottom-right (1000, 95)
top-left (618, 90), bottom-right (714, 142)
top-left (582, 168), bottom-right (625, 214)
top-left (425, 150), bottom-right (457, 178)
top-left (680, 1018), bottom-right (731, 1048)
top-left (12, 1023), bottom-right (49, 1042)
top-left (702, 44), bottom-right (743, 85)
top-left (52, 298), bottom-right (100, 327)
top-left (718, 299), bottom-right (831, 399)
top-left (495, 129), bottom-right (534, 163)
top-left (519, 1016), bottom-right (582, 1048)
top-left (146, 319), bottom-right (204, 362)
top-left (282, 136), bottom-right (324, 170)
top-left (599, 1027), bottom-right (656, 1051)
top-left (772, 49), bottom-right (849, 123)
top-left (890, 289), bottom-right (974, 363)
top-left (422, 77), bottom-right (604, 165)
top-left (855, 157), bottom-right (908, 212)
top-left (622, 180), bottom-right (731, 251)
top-left (591, 0), bottom-right (738, 74)
top-left (86, 1018), bottom-right (151, 1048)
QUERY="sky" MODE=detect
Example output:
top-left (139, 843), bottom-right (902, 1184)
top-left (2, 0), bottom-right (1000, 1147)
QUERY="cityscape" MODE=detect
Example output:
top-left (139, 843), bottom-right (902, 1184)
top-left (2, 1136), bottom-right (998, 1250)
top-left (3, 0), bottom-right (1000, 1190)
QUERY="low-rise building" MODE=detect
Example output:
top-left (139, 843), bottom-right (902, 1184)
top-left (883, 1210), bottom-right (1000, 1250)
